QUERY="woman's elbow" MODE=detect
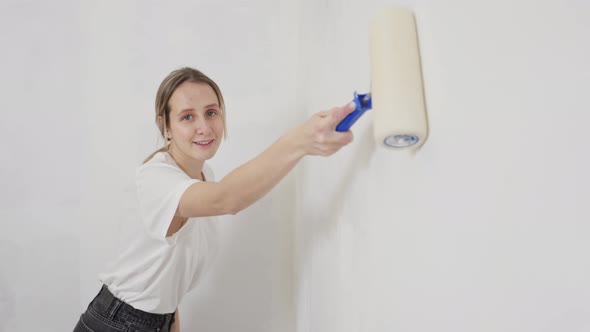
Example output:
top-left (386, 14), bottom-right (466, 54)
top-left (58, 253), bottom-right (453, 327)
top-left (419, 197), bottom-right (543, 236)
top-left (221, 195), bottom-right (249, 215)
top-left (224, 201), bottom-right (243, 215)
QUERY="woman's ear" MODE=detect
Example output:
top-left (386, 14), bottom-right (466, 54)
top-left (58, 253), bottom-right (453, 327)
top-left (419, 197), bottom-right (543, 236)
top-left (156, 115), bottom-right (170, 140)
top-left (157, 115), bottom-right (164, 129)
top-left (157, 116), bottom-right (172, 141)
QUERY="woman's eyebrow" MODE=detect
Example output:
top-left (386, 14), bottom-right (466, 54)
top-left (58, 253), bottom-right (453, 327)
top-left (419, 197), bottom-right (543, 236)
top-left (178, 104), bottom-right (219, 115)
top-left (178, 108), bottom-right (194, 115)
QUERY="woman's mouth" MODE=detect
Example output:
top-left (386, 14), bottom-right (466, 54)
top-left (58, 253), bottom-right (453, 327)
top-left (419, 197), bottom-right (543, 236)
top-left (193, 139), bottom-right (214, 148)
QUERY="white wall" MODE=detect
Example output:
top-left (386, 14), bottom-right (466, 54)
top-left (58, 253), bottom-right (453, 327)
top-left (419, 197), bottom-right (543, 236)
top-left (3, 0), bottom-right (590, 331)
top-left (0, 1), bottom-right (85, 331)
top-left (295, 0), bottom-right (590, 331)
top-left (1, 0), bottom-right (301, 331)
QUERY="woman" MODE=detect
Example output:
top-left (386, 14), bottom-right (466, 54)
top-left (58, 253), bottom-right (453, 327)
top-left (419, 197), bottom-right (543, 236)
top-left (74, 67), bottom-right (354, 332)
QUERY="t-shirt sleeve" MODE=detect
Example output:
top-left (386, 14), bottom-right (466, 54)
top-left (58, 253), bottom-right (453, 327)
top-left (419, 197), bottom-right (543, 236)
top-left (135, 162), bottom-right (199, 242)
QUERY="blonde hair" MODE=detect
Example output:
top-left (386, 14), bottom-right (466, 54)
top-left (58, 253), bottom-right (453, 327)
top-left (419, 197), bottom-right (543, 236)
top-left (143, 67), bottom-right (226, 163)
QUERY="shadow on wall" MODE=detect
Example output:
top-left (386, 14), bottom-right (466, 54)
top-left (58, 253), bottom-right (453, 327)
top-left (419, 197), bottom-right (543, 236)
top-left (317, 124), bottom-right (376, 239)
top-left (303, 117), bottom-right (429, 254)
top-left (0, 278), bottom-right (15, 332)
top-left (0, 241), bottom-right (17, 332)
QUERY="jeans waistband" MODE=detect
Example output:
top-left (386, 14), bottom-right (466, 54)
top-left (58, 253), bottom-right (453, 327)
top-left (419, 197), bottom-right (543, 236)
top-left (92, 284), bottom-right (174, 329)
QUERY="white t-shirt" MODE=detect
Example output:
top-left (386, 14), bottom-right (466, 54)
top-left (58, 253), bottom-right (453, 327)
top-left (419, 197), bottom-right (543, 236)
top-left (98, 151), bottom-right (218, 314)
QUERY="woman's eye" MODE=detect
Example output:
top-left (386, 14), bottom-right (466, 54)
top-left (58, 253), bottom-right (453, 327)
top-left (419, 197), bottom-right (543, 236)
top-left (182, 114), bottom-right (193, 121)
top-left (207, 110), bottom-right (217, 117)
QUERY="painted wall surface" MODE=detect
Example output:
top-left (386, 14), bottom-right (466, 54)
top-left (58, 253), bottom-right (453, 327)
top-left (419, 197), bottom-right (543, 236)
top-left (2, 0), bottom-right (590, 331)
top-left (0, 1), bottom-right (84, 331)
top-left (294, 0), bottom-right (590, 331)
top-left (1, 0), bottom-right (300, 331)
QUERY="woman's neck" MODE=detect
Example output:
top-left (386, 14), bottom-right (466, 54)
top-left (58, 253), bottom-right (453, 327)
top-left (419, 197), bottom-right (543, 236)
top-left (167, 145), bottom-right (205, 180)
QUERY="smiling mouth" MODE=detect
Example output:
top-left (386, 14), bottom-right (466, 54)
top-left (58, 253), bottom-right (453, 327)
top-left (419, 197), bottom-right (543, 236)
top-left (193, 139), bottom-right (214, 147)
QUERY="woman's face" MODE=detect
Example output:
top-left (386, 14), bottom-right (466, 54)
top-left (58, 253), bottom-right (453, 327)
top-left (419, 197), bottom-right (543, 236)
top-left (167, 81), bottom-right (224, 162)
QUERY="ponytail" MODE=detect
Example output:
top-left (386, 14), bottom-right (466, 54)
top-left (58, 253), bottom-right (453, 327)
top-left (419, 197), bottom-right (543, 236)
top-left (143, 145), bottom-right (169, 164)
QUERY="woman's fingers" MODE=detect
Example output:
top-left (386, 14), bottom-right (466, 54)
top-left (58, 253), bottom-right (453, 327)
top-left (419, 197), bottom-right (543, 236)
top-left (302, 101), bottom-right (356, 156)
top-left (328, 101), bottom-right (357, 129)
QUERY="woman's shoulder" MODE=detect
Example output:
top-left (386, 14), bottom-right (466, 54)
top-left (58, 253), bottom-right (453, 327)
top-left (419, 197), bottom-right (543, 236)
top-left (143, 151), bottom-right (172, 165)
top-left (138, 151), bottom-right (214, 181)
top-left (136, 151), bottom-right (183, 177)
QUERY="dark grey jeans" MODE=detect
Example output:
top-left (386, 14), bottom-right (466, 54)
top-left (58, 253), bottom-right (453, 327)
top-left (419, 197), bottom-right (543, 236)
top-left (73, 285), bottom-right (175, 332)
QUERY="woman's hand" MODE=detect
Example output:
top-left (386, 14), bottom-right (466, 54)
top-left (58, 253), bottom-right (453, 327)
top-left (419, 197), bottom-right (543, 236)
top-left (291, 102), bottom-right (356, 156)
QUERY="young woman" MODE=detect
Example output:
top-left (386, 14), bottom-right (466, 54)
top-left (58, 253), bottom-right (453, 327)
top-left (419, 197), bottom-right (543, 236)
top-left (73, 67), bottom-right (354, 332)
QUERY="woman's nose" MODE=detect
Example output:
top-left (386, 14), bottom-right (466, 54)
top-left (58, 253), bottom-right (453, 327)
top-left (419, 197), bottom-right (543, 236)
top-left (194, 117), bottom-right (212, 135)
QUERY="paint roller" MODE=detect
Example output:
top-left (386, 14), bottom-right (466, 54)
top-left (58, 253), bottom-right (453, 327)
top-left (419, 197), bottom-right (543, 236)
top-left (336, 6), bottom-right (428, 149)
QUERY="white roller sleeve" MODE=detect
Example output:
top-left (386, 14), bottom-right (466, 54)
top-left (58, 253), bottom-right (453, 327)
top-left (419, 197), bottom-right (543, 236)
top-left (370, 7), bottom-right (428, 149)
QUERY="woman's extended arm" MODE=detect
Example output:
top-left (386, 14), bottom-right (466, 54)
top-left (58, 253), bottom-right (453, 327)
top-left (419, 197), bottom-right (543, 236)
top-left (176, 103), bottom-right (355, 218)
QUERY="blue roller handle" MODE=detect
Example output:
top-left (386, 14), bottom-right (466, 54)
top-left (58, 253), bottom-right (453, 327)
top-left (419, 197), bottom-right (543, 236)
top-left (336, 92), bottom-right (372, 132)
